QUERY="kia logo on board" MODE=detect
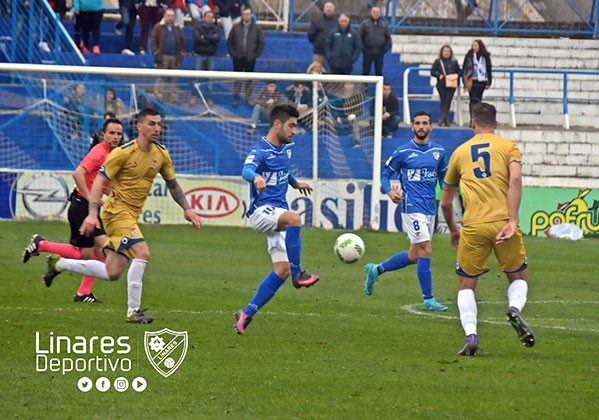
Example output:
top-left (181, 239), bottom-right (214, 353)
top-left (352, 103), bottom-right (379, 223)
top-left (185, 187), bottom-right (239, 218)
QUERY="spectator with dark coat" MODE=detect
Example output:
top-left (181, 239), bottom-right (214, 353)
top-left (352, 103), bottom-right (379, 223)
top-left (214, 0), bottom-right (250, 40)
top-left (359, 6), bottom-right (391, 76)
top-left (193, 9), bottom-right (221, 72)
top-left (381, 82), bottom-right (399, 137)
top-left (227, 7), bottom-right (264, 106)
top-left (431, 44), bottom-right (461, 126)
top-left (462, 39), bottom-right (492, 116)
top-left (150, 8), bottom-right (185, 101)
top-left (325, 14), bottom-right (362, 75)
top-left (307, 2), bottom-right (337, 66)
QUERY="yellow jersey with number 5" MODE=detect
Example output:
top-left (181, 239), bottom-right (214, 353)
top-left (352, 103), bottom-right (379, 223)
top-left (100, 139), bottom-right (175, 217)
top-left (444, 132), bottom-right (521, 226)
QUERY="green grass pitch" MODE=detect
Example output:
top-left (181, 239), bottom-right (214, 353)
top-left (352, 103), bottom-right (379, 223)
top-left (1, 220), bottom-right (598, 419)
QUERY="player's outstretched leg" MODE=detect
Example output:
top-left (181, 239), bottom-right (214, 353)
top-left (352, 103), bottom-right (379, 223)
top-left (23, 234), bottom-right (44, 263)
top-left (43, 254), bottom-right (62, 287)
top-left (417, 257), bottom-right (448, 311)
top-left (506, 307), bottom-right (535, 347)
top-left (286, 226), bottom-right (319, 288)
top-left (457, 334), bottom-right (479, 356)
top-left (234, 310), bottom-right (253, 335)
top-left (364, 262), bottom-right (379, 295)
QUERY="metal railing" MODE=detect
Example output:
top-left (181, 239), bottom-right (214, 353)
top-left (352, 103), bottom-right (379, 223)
top-left (402, 66), bottom-right (599, 129)
top-left (288, 0), bottom-right (599, 38)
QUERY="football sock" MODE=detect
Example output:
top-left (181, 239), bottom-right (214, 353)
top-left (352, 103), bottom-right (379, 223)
top-left (244, 271), bottom-right (286, 317)
top-left (76, 256), bottom-right (102, 295)
top-left (127, 259), bottom-right (147, 314)
top-left (56, 258), bottom-right (109, 279)
top-left (38, 241), bottom-right (81, 259)
top-left (378, 251), bottom-right (412, 274)
top-left (285, 226), bottom-right (302, 280)
top-left (507, 279), bottom-right (528, 311)
top-left (416, 257), bottom-right (433, 299)
top-left (76, 276), bottom-right (95, 295)
top-left (457, 289), bottom-right (478, 336)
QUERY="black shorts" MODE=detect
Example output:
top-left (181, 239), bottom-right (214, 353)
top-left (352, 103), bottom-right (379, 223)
top-left (67, 195), bottom-right (105, 249)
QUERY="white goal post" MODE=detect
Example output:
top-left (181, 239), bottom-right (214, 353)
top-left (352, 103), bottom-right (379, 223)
top-left (0, 62), bottom-right (385, 230)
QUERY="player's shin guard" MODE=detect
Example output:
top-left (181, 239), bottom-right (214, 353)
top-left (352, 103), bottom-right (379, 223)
top-left (507, 279), bottom-right (528, 312)
top-left (416, 257), bottom-right (433, 299)
top-left (379, 251), bottom-right (412, 274)
top-left (285, 226), bottom-right (302, 280)
top-left (127, 259), bottom-right (147, 314)
top-left (244, 271), bottom-right (286, 317)
top-left (56, 258), bottom-right (109, 279)
top-left (457, 288), bottom-right (478, 336)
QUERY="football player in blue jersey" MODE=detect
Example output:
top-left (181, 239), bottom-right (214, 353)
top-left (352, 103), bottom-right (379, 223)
top-left (364, 111), bottom-right (449, 311)
top-left (235, 104), bottom-right (320, 335)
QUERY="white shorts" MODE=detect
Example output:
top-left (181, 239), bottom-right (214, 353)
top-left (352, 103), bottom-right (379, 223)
top-left (249, 205), bottom-right (288, 263)
top-left (402, 213), bottom-right (435, 244)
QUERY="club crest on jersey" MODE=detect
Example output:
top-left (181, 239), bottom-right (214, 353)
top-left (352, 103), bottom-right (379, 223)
top-left (131, 229), bottom-right (138, 236)
top-left (144, 329), bottom-right (188, 378)
top-left (287, 150), bottom-right (292, 159)
top-left (152, 160), bottom-right (158, 169)
top-left (433, 152), bottom-right (440, 160)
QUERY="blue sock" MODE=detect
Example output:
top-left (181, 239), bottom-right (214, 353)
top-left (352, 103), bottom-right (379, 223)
top-left (285, 226), bottom-right (302, 280)
top-left (244, 271), bottom-right (286, 317)
top-left (417, 257), bottom-right (433, 299)
top-left (378, 251), bottom-right (413, 274)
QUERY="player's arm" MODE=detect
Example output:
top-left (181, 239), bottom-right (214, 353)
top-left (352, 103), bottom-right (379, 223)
top-left (288, 172), bottom-right (312, 196)
top-left (242, 159), bottom-right (266, 192)
top-left (496, 161), bottom-right (522, 244)
top-left (79, 173), bottom-right (110, 236)
top-left (165, 178), bottom-right (203, 228)
top-left (72, 165), bottom-right (90, 199)
top-left (441, 183), bottom-right (460, 248)
top-left (381, 166), bottom-right (402, 203)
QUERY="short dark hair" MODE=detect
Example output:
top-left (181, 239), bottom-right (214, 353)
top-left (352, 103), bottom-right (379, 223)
top-left (136, 108), bottom-right (160, 123)
top-left (104, 111), bottom-right (116, 119)
top-left (412, 111), bottom-right (431, 123)
top-left (384, 82), bottom-right (392, 87)
top-left (103, 117), bottom-right (122, 132)
top-left (471, 102), bottom-right (496, 127)
top-left (270, 104), bottom-right (299, 126)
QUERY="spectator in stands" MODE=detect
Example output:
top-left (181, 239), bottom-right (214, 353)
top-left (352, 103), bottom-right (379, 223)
top-left (381, 82), bottom-right (399, 137)
top-left (73, 0), bottom-right (104, 54)
top-left (115, 0), bottom-right (138, 55)
top-left (49, 0), bottom-right (68, 21)
top-left (462, 39), bottom-right (492, 120)
top-left (325, 14), bottom-right (362, 75)
top-left (329, 82), bottom-right (364, 147)
top-left (307, 2), bottom-right (337, 67)
top-left (193, 9), bottom-right (220, 72)
top-left (286, 82), bottom-right (311, 116)
top-left (138, 0), bottom-right (167, 55)
top-left (227, 7), bottom-right (264, 106)
top-left (186, 0), bottom-right (211, 23)
top-left (359, 6), bottom-right (391, 76)
top-left (151, 8), bottom-right (186, 102)
top-left (431, 44), bottom-right (461, 126)
top-left (167, 0), bottom-right (186, 27)
top-left (247, 81), bottom-right (286, 134)
top-left (214, 0), bottom-right (250, 40)
top-left (104, 88), bottom-right (125, 118)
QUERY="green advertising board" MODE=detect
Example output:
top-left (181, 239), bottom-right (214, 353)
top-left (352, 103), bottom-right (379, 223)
top-left (521, 188), bottom-right (599, 236)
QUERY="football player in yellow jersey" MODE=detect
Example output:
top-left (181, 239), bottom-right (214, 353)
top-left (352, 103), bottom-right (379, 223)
top-left (43, 109), bottom-right (203, 324)
top-left (441, 102), bottom-right (535, 356)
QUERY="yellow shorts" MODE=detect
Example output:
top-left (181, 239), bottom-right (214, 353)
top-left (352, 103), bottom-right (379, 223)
top-left (456, 220), bottom-right (527, 277)
top-left (102, 211), bottom-right (145, 259)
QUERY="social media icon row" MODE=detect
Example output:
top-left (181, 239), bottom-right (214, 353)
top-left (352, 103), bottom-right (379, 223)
top-left (77, 376), bottom-right (147, 393)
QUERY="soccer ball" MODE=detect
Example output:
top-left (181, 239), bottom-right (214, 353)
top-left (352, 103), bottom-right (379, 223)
top-left (333, 233), bottom-right (365, 264)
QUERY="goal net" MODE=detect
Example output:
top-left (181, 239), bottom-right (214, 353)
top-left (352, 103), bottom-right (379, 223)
top-left (0, 63), bottom-right (389, 230)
